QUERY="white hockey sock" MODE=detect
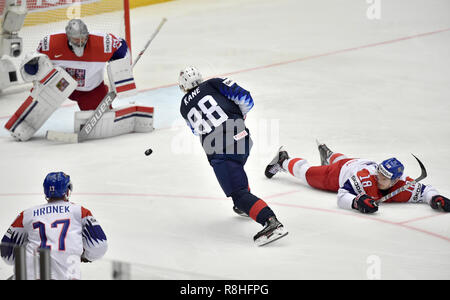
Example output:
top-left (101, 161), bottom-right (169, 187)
top-left (282, 158), bottom-right (310, 184)
top-left (329, 153), bottom-right (348, 164)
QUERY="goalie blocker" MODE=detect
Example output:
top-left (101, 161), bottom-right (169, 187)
top-left (107, 56), bottom-right (137, 98)
top-left (4, 53), bottom-right (77, 141)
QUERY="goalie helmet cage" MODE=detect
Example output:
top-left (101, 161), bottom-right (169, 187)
top-left (0, 0), bottom-right (132, 87)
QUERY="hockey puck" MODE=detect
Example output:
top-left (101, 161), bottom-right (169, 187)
top-left (145, 148), bottom-right (153, 156)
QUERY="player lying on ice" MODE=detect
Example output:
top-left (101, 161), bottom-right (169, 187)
top-left (0, 172), bottom-right (107, 280)
top-left (264, 141), bottom-right (450, 214)
top-left (5, 19), bottom-right (153, 142)
top-left (178, 66), bottom-right (288, 246)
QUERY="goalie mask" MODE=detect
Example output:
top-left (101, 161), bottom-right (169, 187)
top-left (65, 19), bottom-right (89, 57)
top-left (178, 66), bottom-right (203, 93)
top-left (43, 172), bottom-right (73, 201)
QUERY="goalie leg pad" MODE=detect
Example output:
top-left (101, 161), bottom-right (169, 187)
top-left (74, 105), bottom-right (154, 140)
top-left (4, 96), bottom-right (37, 141)
top-left (9, 119), bottom-right (35, 141)
top-left (75, 110), bottom-right (115, 139)
top-left (115, 106), bottom-right (154, 133)
top-left (5, 67), bottom-right (77, 141)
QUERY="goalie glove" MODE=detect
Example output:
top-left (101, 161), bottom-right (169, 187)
top-left (430, 195), bottom-right (450, 212)
top-left (19, 52), bottom-right (53, 82)
top-left (352, 194), bottom-right (378, 214)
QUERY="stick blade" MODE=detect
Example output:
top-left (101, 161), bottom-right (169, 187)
top-left (46, 130), bottom-right (79, 143)
top-left (411, 153), bottom-right (427, 181)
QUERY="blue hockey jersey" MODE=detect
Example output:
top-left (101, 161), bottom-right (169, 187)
top-left (180, 78), bottom-right (254, 159)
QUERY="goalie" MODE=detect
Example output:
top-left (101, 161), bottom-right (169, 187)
top-left (5, 19), bottom-right (154, 141)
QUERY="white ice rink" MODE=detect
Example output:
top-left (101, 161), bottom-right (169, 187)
top-left (0, 0), bottom-right (449, 280)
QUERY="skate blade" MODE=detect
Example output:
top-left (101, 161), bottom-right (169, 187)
top-left (255, 228), bottom-right (288, 247)
top-left (233, 208), bottom-right (249, 218)
top-left (265, 164), bottom-right (282, 179)
top-left (236, 212), bottom-right (250, 218)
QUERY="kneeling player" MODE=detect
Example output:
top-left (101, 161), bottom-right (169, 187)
top-left (265, 142), bottom-right (450, 213)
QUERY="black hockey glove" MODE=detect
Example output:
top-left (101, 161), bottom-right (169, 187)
top-left (81, 250), bottom-right (91, 263)
top-left (430, 195), bottom-right (450, 212)
top-left (352, 194), bottom-right (378, 214)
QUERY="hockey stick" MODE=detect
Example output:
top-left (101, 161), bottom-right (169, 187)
top-left (375, 154), bottom-right (427, 204)
top-left (132, 17), bottom-right (167, 68)
top-left (46, 18), bottom-right (167, 143)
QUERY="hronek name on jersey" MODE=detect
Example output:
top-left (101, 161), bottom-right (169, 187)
top-left (33, 206), bottom-right (70, 217)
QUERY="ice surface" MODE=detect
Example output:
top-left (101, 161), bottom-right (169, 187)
top-left (0, 0), bottom-right (449, 279)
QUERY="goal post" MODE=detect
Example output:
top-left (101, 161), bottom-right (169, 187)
top-left (5, 0), bottom-right (131, 49)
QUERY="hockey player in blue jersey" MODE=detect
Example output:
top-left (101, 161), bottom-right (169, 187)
top-left (178, 66), bottom-right (288, 246)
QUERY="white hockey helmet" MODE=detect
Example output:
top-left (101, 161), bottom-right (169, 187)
top-left (65, 19), bottom-right (89, 57)
top-left (178, 66), bottom-right (203, 93)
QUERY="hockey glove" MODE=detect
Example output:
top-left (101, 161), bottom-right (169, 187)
top-left (352, 194), bottom-right (378, 214)
top-left (81, 250), bottom-right (91, 263)
top-left (430, 195), bottom-right (450, 212)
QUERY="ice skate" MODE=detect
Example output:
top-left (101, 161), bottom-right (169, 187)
top-left (253, 216), bottom-right (288, 246)
top-left (233, 205), bottom-right (249, 217)
top-left (316, 139), bottom-right (334, 166)
top-left (264, 146), bottom-right (290, 179)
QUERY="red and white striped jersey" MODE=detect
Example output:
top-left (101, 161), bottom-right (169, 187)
top-left (37, 32), bottom-right (130, 91)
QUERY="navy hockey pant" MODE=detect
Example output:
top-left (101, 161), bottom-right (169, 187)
top-left (209, 154), bottom-right (275, 225)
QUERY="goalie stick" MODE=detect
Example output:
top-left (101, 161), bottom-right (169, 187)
top-left (46, 18), bottom-right (167, 143)
top-left (375, 154), bottom-right (427, 204)
top-left (46, 92), bottom-right (116, 143)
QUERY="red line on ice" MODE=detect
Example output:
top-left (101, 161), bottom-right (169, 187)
top-left (1, 190), bottom-right (448, 242)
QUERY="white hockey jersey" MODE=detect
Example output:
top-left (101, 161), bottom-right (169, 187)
top-left (1, 200), bottom-right (107, 280)
top-left (337, 159), bottom-right (439, 209)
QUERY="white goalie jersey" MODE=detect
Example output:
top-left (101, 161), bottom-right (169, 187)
top-left (1, 200), bottom-right (107, 280)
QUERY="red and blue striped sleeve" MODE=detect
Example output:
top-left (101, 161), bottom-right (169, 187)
top-left (81, 207), bottom-right (108, 262)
